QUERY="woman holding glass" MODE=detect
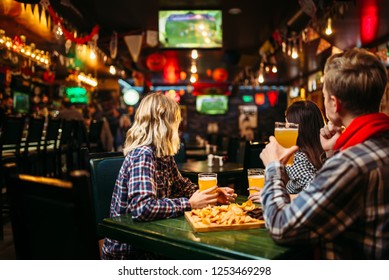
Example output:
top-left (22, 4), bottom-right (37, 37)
top-left (283, 100), bottom-right (326, 194)
top-left (102, 92), bottom-right (236, 259)
top-left (249, 100), bottom-right (325, 202)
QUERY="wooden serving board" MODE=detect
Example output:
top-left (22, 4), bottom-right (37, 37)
top-left (184, 211), bottom-right (265, 233)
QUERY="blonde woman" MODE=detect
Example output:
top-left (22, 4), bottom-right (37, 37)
top-left (102, 92), bottom-right (236, 259)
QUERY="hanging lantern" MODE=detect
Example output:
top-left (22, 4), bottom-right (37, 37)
top-left (43, 69), bottom-right (55, 83)
top-left (212, 68), bottom-right (228, 82)
top-left (179, 71), bottom-right (187, 81)
top-left (255, 93), bottom-right (265, 105)
top-left (146, 53), bottom-right (166, 71)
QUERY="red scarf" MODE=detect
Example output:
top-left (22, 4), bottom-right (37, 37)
top-left (334, 113), bottom-right (389, 151)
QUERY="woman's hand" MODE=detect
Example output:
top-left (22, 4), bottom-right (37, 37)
top-left (217, 187), bottom-right (237, 205)
top-left (189, 186), bottom-right (218, 209)
top-left (248, 188), bottom-right (262, 203)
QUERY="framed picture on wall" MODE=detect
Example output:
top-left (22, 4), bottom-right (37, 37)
top-left (238, 105), bottom-right (257, 141)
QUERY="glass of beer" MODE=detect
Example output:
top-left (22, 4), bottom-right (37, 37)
top-left (247, 168), bottom-right (265, 195)
top-left (274, 122), bottom-right (299, 165)
top-left (198, 173), bottom-right (217, 193)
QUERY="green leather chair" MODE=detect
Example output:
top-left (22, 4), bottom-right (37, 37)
top-left (87, 151), bottom-right (125, 230)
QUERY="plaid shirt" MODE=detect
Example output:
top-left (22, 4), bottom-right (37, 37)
top-left (102, 145), bottom-right (197, 259)
top-left (261, 133), bottom-right (389, 259)
top-left (286, 150), bottom-right (317, 194)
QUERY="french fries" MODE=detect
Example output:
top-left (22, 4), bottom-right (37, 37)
top-left (190, 200), bottom-right (260, 226)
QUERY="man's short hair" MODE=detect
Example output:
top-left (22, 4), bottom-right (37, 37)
top-left (324, 48), bottom-right (388, 115)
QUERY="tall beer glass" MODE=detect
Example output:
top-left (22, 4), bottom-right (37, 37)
top-left (274, 122), bottom-right (299, 166)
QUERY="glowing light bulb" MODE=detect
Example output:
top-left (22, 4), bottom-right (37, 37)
top-left (291, 47), bottom-right (298, 59)
top-left (109, 65), bottom-right (116, 75)
top-left (258, 73), bottom-right (264, 84)
top-left (191, 49), bottom-right (198, 59)
top-left (190, 64), bottom-right (197, 74)
top-left (89, 50), bottom-right (96, 60)
top-left (325, 18), bottom-right (333, 35)
top-left (190, 74), bottom-right (197, 83)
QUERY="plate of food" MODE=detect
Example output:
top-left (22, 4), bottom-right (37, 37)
top-left (185, 200), bottom-right (265, 232)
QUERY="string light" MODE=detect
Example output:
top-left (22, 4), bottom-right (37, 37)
top-left (191, 49), bottom-right (198, 59)
top-left (78, 73), bottom-right (98, 87)
top-left (190, 63), bottom-right (197, 74)
top-left (190, 74), bottom-right (197, 83)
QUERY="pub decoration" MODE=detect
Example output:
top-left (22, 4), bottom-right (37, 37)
top-left (146, 53), bottom-right (166, 72)
top-left (212, 68), bottom-right (228, 83)
top-left (40, 0), bottom-right (100, 45)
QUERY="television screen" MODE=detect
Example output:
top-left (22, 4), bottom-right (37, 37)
top-left (159, 10), bottom-right (222, 49)
top-left (65, 87), bottom-right (88, 104)
top-left (13, 91), bottom-right (30, 114)
top-left (196, 95), bottom-right (228, 115)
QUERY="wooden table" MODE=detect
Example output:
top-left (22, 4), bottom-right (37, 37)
top-left (98, 197), bottom-right (311, 259)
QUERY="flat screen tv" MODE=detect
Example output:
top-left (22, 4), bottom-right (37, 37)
top-left (65, 87), bottom-right (88, 104)
top-left (159, 10), bottom-right (222, 49)
top-left (196, 95), bottom-right (228, 115)
top-left (13, 91), bottom-right (30, 114)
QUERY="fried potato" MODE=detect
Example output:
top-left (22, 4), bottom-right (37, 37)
top-left (190, 200), bottom-right (260, 226)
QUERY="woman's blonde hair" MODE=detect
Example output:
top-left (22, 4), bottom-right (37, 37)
top-left (123, 92), bottom-right (181, 157)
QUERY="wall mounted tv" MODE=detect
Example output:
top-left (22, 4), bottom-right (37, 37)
top-left (65, 87), bottom-right (88, 104)
top-left (196, 95), bottom-right (228, 115)
top-left (159, 10), bottom-right (222, 49)
top-left (13, 91), bottom-right (30, 114)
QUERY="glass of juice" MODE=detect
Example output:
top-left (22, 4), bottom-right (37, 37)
top-left (247, 168), bottom-right (265, 195)
top-left (198, 173), bottom-right (217, 192)
top-left (274, 122), bottom-right (299, 165)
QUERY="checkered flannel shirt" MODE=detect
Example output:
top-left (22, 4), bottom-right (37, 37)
top-left (285, 150), bottom-right (317, 194)
top-left (261, 133), bottom-right (389, 259)
top-left (102, 145), bottom-right (197, 259)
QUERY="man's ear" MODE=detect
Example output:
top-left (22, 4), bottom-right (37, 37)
top-left (332, 95), bottom-right (342, 113)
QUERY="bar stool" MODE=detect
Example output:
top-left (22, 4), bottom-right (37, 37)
top-left (42, 117), bottom-right (61, 177)
top-left (0, 116), bottom-right (26, 240)
top-left (21, 117), bottom-right (45, 175)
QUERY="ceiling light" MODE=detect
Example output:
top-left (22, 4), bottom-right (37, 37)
top-left (325, 18), bottom-right (333, 35)
top-left (191, 49), bottom-right (198, 59)
top-left (109, 65), bottom-right (116, 75)
top-left (190, 74), bottom-right (197, 83)
top-left (291, 46), bottom-right (298, 59)
top-left (190, 64), bottom-right (197, 74)
top-left (258, 72), bottom-right (264, 84)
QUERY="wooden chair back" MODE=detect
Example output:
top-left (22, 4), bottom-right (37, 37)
top-left (4, 163), bottom-right (99, 259)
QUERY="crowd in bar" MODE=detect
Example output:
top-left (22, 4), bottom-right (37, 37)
top-left (1, 0), bottom-right (389, 260)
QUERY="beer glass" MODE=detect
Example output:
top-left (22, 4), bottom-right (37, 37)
top-left (274, 122), bottom-right (299, 166)
top-left (198, 173), bottom-right (217, 192)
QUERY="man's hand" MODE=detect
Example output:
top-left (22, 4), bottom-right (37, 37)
top-left (320, 121), bottom-right (343, 153)
top-left (260, 136), bottom-right (299, 166)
